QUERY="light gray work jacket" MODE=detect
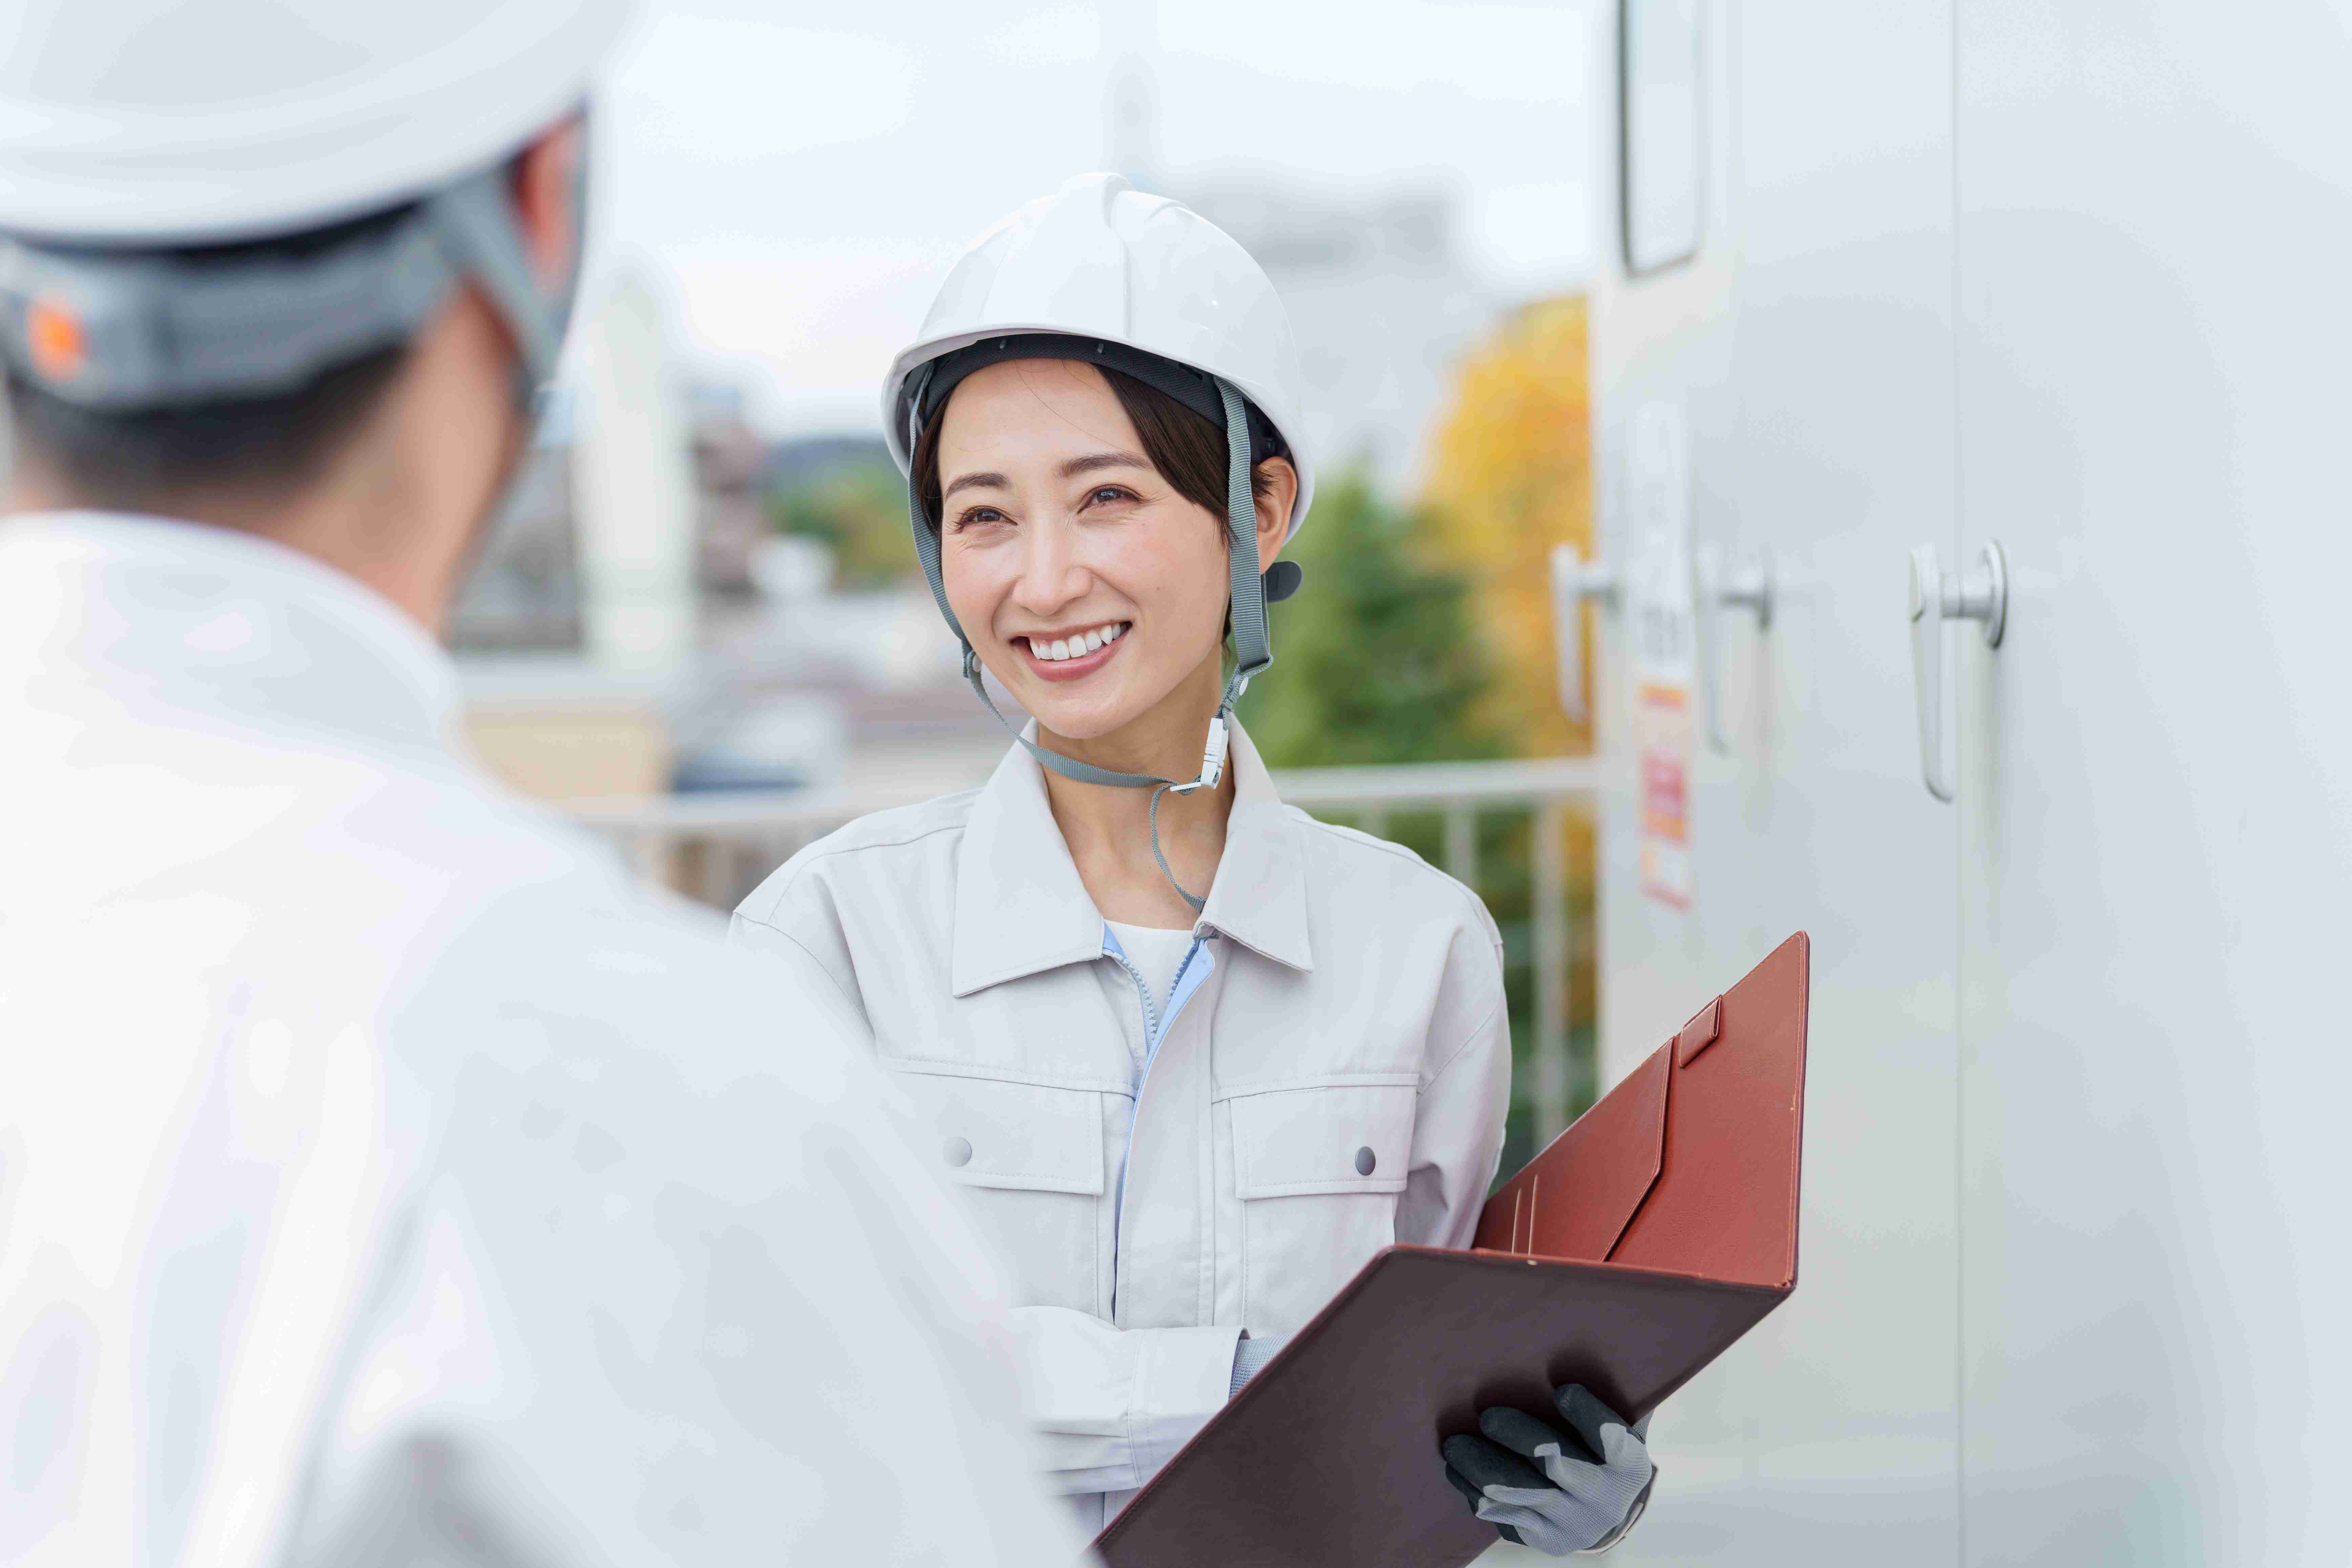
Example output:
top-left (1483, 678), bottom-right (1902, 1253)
top-left (731, 720), bottom-right (1511, 1534)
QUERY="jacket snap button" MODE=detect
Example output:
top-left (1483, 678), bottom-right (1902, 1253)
top-left (944, 1136), bottom-right (973, 1168)
top-left (1354, 1146), bottom-right (1377, 1176)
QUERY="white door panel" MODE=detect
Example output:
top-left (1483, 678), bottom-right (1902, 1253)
top-left (1587, 4), bottom-right (2350, 1565)
top-left (1592, 3), bottom-right (1961, 1561)
top-left (1955, 3), bottom-right (2352, 1561)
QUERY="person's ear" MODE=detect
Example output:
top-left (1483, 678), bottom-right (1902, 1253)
top-left (509, 115), bottom-right (584, 292)
top-left (1253, 456), bottom-right (1300, 564)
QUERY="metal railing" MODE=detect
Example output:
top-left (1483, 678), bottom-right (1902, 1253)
top-left (573, 755), bottom-right (1600, 1141)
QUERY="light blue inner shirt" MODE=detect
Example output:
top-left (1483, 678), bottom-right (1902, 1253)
top-left (1102, 919), bottom-right (1215, 1315)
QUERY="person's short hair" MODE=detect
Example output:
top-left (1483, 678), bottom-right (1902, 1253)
top-left (5, 201), bottom-right (422, 509)
top-left (912, 360), bottom-right (1277, 536)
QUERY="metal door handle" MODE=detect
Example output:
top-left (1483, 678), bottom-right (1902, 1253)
top-left (1908, 540), bottom-right (2007, 802)
top-left (1550, 542), bottom-right (1620, 725)
top-left (1698, 545), bottom-right (1774, 753)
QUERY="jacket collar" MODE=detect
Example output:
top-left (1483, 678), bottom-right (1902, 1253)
top-left (950, 718), bottom-right (1314, 997)
top-left (1195, 721), bottom-right (1314, 974)
top-left (0, 509), bottom-right (460, 749)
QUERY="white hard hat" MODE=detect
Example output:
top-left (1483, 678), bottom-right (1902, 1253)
top-left (0, 0), bottom-right (627, 245)
top-left (882, 172), bottom-right (1317, 530)
top-left (0, 0), bottom-right (625, 411)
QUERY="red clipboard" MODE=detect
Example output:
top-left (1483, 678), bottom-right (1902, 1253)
top-left (1093, 932), bottom-right (1810, 1568)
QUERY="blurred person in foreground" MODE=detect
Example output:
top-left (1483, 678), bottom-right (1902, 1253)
top-left (0, 4), bottom-right (1086, 1564)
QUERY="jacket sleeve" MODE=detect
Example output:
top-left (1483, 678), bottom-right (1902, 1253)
top-left (1396, 917), bottom-right (1512, 1250)
top-left (282, 925), bottom-right (1090, 1568)
top-left (1010, 1306), bottom-right (1244, 1496)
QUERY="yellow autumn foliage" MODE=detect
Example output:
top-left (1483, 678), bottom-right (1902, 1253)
top-left (1421, 294), bottom-right (1594, 759)
top-left (1423, 295), bottom-right (1598, 1034)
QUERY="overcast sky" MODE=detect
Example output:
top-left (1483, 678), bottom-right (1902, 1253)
top-left (587, 0), bottom-right (1598, 436)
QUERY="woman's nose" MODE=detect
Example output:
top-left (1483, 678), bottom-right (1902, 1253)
top-left (1009, 517), bottom-right (1091, 616)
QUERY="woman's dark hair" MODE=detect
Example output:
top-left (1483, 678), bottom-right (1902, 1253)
top-left (912, 361), bottom-right (1276, 532)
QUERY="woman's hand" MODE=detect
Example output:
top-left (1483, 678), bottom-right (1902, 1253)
top-left (1439, 1384), bottom-right (1655, 1556)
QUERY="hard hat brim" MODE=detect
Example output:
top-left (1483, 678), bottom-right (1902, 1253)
top-left (883, 323), bottom-right (1317, 531)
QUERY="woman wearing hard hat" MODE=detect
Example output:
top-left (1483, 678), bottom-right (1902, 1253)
top-left (731, 173), bottom-right (1653, 1553)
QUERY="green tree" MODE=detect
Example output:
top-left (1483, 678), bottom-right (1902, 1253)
top-left (768, 455), bottom-right (916, 588)
top-left (1242, 470), bottom-right (1504, 767)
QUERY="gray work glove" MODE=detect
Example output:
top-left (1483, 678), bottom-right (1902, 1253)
top-left (1440, 1384), bottom-right (1656, 1556)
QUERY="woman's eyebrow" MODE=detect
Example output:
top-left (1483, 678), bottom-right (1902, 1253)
top-left (1060, 450), bottom-right (1150, 479)
top-left (941, 469), bottom-right (1008, 500)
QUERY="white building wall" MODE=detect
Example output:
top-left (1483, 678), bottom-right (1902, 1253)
top-left (1585, 2), bottom-right (2352, 1563)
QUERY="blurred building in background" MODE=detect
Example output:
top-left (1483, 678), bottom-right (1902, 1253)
top-left (1108, 60), bottom-right (1498, 493)
top-left (445, 443), bottom-right (578, 653)
top-left (448, 271), bottom-right (993, 808)
top-left (1186, 179), bottom-right (1495, 493)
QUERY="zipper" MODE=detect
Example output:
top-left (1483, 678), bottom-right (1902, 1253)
top-left (1107, 942), bottom-right (1162, 1049)
top-left (1106, 925), bottom-right (1212, 1319)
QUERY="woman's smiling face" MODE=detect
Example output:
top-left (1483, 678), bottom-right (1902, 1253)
top-left (934, 358), bottom-right (1255, 743)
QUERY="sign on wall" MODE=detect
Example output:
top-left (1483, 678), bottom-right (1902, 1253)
top-left (1627, 401), bottom-right (1696, 908)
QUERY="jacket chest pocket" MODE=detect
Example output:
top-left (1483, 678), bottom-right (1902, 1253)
top-left (892, 1067), bottom-right (1107, 1313)
top-left (1228, 1080), bottom-right (1416, 1334)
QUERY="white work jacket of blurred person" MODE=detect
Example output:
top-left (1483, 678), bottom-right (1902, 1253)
top-left (0, 514), bottom-right (1087, 1568)
top-left (731, 720), bottom-right (1512, 1534)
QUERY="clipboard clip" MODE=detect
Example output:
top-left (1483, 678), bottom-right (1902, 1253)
top-left (1673, 997), bottom-right (1723, 1068)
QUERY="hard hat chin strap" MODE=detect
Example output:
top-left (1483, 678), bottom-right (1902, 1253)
top-left (416, 152), bottom-right (587, 540)
top-left (910, 375), bottom-right (1275, 914)
top-left (418, 161), bottom-right (581, 413)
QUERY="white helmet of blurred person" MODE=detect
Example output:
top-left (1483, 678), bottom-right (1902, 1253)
top-left (0, 7), bottom-right (1087, 1566)
top-left (0, 0), bottom-right (599, 590)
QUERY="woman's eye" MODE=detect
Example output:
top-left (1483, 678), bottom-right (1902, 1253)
top-left (1087, 486), bottom-right (1137, 507)
top-left (953, 506), bottom-right (1007, 530)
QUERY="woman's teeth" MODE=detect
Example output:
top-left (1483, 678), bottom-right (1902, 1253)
top-left (1025, 623), bottom-right (1126, 662)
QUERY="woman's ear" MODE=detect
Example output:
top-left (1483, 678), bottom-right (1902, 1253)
top-left (1253, 456), bottom-right (1300, 564)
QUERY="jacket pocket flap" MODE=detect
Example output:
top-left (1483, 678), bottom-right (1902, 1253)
top-left (897, 1069), bottom-right (1105, 1196)
top-left (1231, 1082), bottom-right (1415, 1198)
